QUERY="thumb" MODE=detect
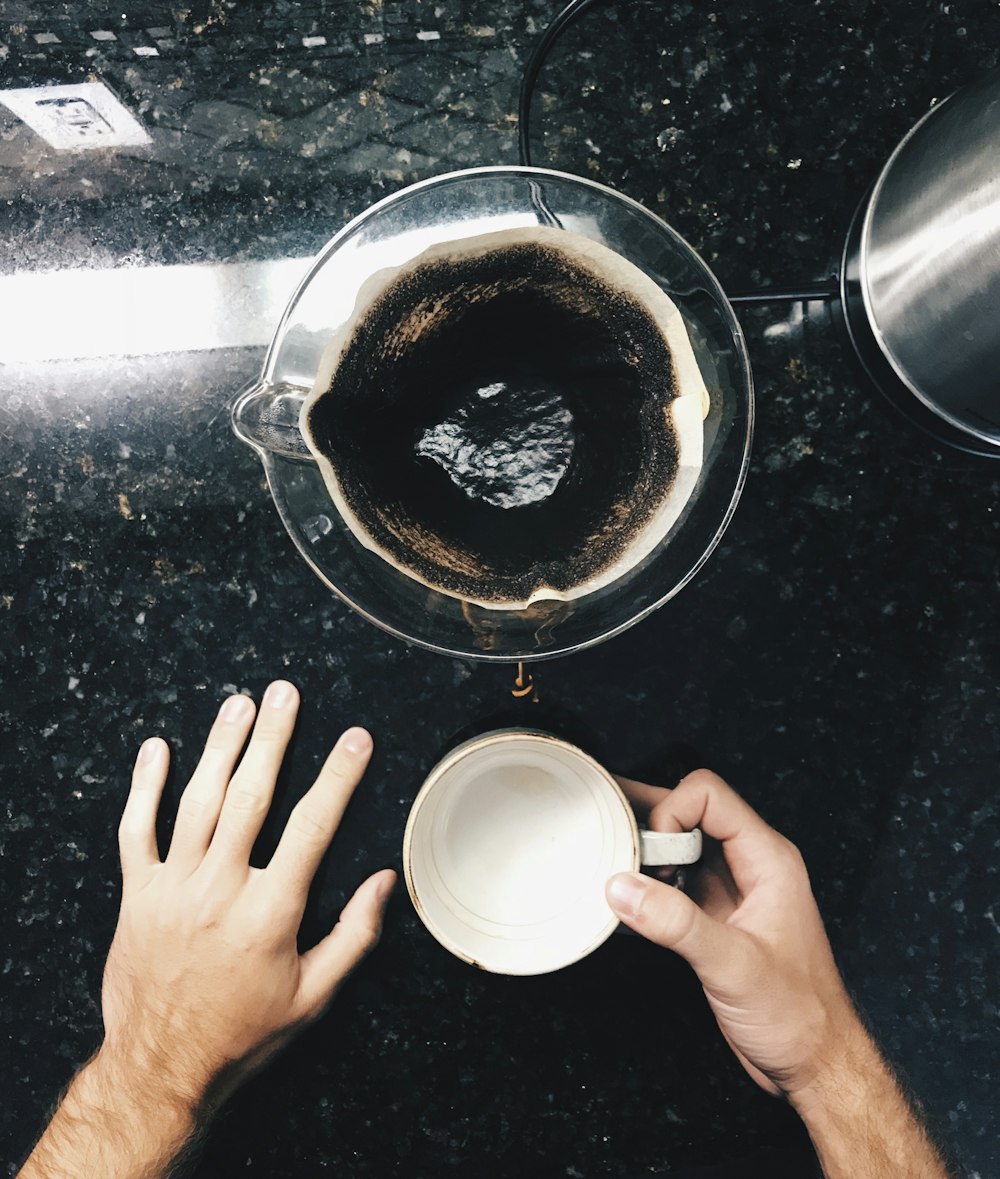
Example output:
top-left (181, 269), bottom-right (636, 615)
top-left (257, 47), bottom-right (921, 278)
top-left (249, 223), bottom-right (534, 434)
top-left (606, 872), bottom-right (733, 979)
top-left (298, 868), bottom-right (397, 1014)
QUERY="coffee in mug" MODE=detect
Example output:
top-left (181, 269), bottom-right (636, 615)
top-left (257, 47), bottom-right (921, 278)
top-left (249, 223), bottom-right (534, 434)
top-left (300, 227), bottom-right (709, 609)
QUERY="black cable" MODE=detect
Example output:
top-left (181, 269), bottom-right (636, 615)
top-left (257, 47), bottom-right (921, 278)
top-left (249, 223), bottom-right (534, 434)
top-left (728, 283), bottom-right (839, 305)
top-left (518, 0), bottom-right (604, 168)
top-left (516, 2), bottom-right (841, 307)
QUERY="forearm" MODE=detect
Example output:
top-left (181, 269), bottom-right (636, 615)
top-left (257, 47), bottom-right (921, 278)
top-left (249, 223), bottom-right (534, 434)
top-left (791, 1021), bottom-right (951, 1179)
top-left (19, 1050), bottom-right (202, 1179)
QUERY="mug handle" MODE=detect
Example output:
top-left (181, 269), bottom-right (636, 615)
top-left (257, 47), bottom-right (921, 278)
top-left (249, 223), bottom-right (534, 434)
top-left (639, 829), bottom-right (702, 866)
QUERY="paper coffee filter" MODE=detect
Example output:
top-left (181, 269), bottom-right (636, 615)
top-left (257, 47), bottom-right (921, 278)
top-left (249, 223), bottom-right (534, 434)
top-left (300, 225), bottom-right (710, 610)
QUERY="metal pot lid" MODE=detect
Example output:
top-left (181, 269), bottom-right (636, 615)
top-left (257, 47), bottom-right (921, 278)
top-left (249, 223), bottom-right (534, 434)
top-left (859, 68), bottom-right (1000, 447)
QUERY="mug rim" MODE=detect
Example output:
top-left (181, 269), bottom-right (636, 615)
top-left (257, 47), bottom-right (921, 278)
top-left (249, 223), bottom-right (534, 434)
top-left (403, 728), bottom-right (640, 973)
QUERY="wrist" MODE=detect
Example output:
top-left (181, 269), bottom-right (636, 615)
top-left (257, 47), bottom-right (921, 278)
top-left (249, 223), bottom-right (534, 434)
top-left (785, 1011), bottom-right (952, 1179)
top-left (86, 1043), bottom-right (208, 1127)
top-left (783, 998), bottom-right (875, 1114)
top-left (20, 1050), bottom-right (205, 1179)
top-left (786, 1012), bottom-right (882, 1121)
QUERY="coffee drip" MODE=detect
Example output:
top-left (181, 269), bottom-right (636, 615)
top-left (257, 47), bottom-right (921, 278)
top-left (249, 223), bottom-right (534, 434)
top-left (301, 227), bottom-right (708, 609)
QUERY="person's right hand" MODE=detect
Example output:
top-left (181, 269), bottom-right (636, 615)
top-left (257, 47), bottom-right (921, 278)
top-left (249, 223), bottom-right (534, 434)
top-left (605, 769), bottom-right (859, 1102)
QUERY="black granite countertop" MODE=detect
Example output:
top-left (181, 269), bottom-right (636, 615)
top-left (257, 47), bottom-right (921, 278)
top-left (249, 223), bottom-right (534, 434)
top-left (2, 3), bottom-right (999, 1177)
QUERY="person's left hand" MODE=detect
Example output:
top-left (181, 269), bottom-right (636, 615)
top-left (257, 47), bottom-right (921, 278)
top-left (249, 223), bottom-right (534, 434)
top-left (100, 680), bottom-right (395, 1113)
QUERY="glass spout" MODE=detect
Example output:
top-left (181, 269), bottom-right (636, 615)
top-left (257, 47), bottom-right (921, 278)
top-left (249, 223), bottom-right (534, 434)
top-left (231, 380), bottom-right (314, 461)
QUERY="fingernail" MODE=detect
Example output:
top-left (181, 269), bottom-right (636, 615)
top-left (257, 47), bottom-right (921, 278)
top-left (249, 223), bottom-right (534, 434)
top-left (606, 872), bottom-right (649, 919)
top-left (137, 737), bottom-right (162, 766)
top-left (375, 871), bottom-right (397, 902)
top-left (220, 694), bottom-right (250, 723)
top-left (339, 727), bottom-right (372, 756)
top-left (265, 680), bottom-right (296, 709)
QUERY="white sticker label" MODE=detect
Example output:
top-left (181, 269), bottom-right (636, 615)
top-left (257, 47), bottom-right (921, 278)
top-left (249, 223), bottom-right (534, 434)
top-left (0, 81), bottom-right (151, 150)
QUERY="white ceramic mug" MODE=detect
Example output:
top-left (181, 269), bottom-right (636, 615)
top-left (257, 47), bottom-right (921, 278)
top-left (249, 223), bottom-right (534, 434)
top-left (403, 729), bottom-right (702, 976)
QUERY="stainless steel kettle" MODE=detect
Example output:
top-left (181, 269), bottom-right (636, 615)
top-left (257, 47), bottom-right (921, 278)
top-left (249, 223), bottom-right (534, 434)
top-left (841, 67), bottom-right (1000, 458)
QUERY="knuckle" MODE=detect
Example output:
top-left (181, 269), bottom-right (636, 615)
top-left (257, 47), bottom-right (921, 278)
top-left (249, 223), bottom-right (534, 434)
top-left (174, 798), bottom-right (216, 835)
top-left (360, 920), bottom-right (381, 953)
top-left (774, 834), bottom-right (807, 877)
top-left (118, 817), bottom-right (145, 843)
top-left (202, 731), bottom-right (239, 755)
top-left (680, 767), bottom-right (725, 792)
top-left (324, 747), bottom-right (367, 782)
top-left (778, 833), bottom-right (804, 864)
top-left (226, 783), bottom-right (270, 815)
top-left (344, 917), bottom-right (380, 958)
top-left (179, 788), bottom-right (217, 819)
top-left (658, 898), bottom-right (697, 946)
top-left (248, 725), bottom-right (284, 751)
top-left (320, 762), bottom-right (355, 790)
top-left (289, 804), bottom-right (330, 845)
top-left (649, 797), bottom-right (681, 833)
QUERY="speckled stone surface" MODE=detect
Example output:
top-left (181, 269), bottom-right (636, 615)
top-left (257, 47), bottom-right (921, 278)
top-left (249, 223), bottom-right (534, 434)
top-left (2, 3), bottom-right (999, 1177)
